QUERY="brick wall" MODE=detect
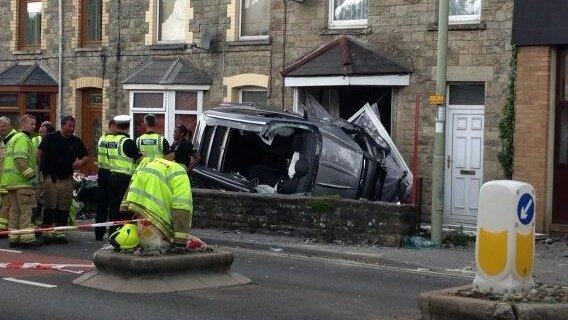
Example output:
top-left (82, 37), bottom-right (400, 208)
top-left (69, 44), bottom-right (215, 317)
top-left (192, 189), bottom-right (419, 247)
top-left (513, 46), bottom-right (553, 232)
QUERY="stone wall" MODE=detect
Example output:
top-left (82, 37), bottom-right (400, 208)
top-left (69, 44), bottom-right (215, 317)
top-left (0, 0), bottom-right (514, 218)
top-left (192, 189), bottom-right (419, 247)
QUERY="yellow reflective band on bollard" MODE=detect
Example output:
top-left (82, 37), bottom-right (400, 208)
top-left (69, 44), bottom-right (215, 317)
top-left (477, 228), bottom-right (508, 276)
top-left (515, 231), bottom-right (534, 279)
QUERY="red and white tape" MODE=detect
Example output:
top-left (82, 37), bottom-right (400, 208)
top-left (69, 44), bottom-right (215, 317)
top-left (0, 219), bottom-right (145, 237)
top-left (0, 262), bottom-right (94, 274)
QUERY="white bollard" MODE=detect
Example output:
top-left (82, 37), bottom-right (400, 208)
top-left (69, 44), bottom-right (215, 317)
top-left (473, 180), bottom-right (536, 294)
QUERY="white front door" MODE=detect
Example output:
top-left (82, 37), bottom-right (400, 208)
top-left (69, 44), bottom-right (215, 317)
top-left (444, 107), bottom-right (485, 224)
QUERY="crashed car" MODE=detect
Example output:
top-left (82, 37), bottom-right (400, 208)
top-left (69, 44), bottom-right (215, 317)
top-left (190, 103), bottom-right (413, 203)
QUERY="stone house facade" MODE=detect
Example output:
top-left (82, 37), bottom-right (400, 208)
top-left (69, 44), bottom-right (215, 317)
top-left (0, 0), bottom-right (514, 229)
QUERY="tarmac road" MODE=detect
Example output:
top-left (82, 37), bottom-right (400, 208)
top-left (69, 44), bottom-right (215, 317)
top-left (0, 231), bottom-right (469, 320)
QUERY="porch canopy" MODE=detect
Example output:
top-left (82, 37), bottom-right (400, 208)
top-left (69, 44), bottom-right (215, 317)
top-left (123, 57), bottom-right (212, 90)
top-left (282, 36), bottom-right (412, 87)
top-left (0, 63), bottom-right (58, 90)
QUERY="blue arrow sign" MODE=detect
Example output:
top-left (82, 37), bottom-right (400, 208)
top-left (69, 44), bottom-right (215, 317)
top-left (517, 193), bottom-right (535, 225)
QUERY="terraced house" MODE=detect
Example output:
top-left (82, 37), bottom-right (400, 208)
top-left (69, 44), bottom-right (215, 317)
top-left (0, 1), bottom-right (518, 230)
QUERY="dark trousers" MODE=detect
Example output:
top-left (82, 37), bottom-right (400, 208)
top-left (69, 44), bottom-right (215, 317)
top-left (108, 172), bottom-right (132, 235)
top-left (95, 169), bottom-right (110, 241)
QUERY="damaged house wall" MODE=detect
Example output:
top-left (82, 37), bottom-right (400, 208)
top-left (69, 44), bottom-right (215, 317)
top-left (0, 0), bottom-right (512, 220)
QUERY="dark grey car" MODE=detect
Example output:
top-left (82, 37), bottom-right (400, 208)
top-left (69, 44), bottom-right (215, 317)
top-left (191, 104), bottom-right (413, 203)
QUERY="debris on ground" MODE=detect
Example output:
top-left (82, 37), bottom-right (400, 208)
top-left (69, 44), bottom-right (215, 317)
top-left (455, 283), bottom-right (568, 304)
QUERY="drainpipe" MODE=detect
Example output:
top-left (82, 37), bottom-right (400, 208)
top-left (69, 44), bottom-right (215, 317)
top-left (57, 0), bottom-right (63, 128)
top-left (430, 0), bottom-right (449, 245)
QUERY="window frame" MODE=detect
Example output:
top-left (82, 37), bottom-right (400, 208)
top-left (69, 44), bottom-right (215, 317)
top-left (129, 89), bottom-right (204, 142)
top-left (80, 0), bottom-right (103, 48)
top-left (449, 0), bottom-right (481, 25)
top-left (155, 0), bottom-right (186, 44)
top-left (238, 87), bottom-right (268, 107)
top-left (18, 0), bottom-right (43, 50)
top-left (0, 89), bottom-right (56, 127)
top-left (238, 0), bottom-right (270, 41)
top-left (328, 0), bottom-right (368, 30)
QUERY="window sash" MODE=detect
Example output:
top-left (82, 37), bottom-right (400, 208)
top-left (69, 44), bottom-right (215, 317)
top-left (329, 0), bottom-right (368, 29)
top-left (239, 0), bottom-right (270, 40)
top-left (20, 0), bottom-right (42, 49)
top-left (239, 88), bottom-right (268, 107)
top-left (129, 90), bottom-right (203, 142)
top-left (449, 0), bottom-right (481, 24)
top-left (157, 0), bottom-right (186, 43)
top-left (81, 0), bottom-right (102, 46)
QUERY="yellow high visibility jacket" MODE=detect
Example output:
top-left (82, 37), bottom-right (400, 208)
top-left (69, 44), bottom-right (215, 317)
top-left (122, 158), bottom-right (192, 242)
top-left (107, 134), bottom-right (135, 176)
top-left (136, 133), bottom-right (165, 159)
top-left (0, 131), bottom-right (36, 190)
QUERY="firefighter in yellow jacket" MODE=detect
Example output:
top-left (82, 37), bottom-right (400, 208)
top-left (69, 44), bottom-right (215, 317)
top-left (0, 115), bottom-right (39, 247)
top-left (120, 157), bottom-right (196, 252)
top-left (0, 116), bottom-right (16, 232)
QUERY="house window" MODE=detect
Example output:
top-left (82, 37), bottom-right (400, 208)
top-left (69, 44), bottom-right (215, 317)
top-left (239, 87), bottom-right (268, 107)
top-left (0, 91), bottom-right (55, 130)
top-left (448, 84), bottom-right (485, 105)
top-left (329, 0), bottom-right (368, 29)
top-left (449, 0), bottom-right (481, 24)
top-left (81, 0), bottom-right (102, 47)
top-left (130, 90), bottom-right (203, 141)
top-left (19, 0), bottom-right (43, 49)
top-left (157, 0), bottom-right (186, 43)
top-left (239, 0), bottom-right (270, 40)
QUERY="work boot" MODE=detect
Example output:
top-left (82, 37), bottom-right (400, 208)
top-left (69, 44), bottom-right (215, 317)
top-left (9, 242), bottom-right (19, 248)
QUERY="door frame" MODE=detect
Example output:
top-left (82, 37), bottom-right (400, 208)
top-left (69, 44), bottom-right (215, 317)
top-left (81, 88), bottom-right (103, 175)
top-left (443, 104), bottom-right (485, 225)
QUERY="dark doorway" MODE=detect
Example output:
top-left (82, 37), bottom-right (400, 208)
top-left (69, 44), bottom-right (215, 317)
top-left (553, 49), bottom-right (568, 224)
top-left (300, 86), bottom-right (392, 133)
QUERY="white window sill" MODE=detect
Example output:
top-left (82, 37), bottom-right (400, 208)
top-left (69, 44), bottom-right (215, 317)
top-left (238, 35), bottom-right (270, 42)
top-left (328, 23), bottom-right (368, 30)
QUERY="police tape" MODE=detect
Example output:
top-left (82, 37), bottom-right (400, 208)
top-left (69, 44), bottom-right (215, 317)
top-left (0, 262), bottom-right (94, 274)
top-left (0, 219), bottom-right (145, 237)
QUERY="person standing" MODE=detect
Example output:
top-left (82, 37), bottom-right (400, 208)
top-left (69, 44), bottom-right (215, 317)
top-left (38, 116), bottom-right (89, 244)
top-left (0, 115), bottom-right (39, 247)
top-left (94, 120), bottom-right (117, 241)
top-left (136, 114), bottom-right (169, 159)
top-left (31, 120), bottom-right (55, 226)
top-left (31, 121), bottom-right (55, 150)
top-left (166, 125), bottom-right (200, 171)
top-left (107, 115), bottom-right (142, 235)
top-left (0, 116), bottom-right (16, 232)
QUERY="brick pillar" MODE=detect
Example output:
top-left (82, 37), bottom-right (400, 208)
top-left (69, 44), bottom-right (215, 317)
top-left (513, 46), bottom-right (553, 232)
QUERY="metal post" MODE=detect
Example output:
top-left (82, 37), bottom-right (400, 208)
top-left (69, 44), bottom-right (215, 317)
top-left (431, 0), bottom-right (449, 245)
top-left (57, 0), bottom-right (63, 129)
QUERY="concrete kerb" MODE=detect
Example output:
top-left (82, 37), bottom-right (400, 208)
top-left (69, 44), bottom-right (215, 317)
top-left (73, 249), bottom-right (252, 293)
top-left (418, 285), bottom-right (568, 320)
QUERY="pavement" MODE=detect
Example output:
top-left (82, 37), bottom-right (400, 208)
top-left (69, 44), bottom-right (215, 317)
top-left (191, 228), bottom-right (568, 285)
top-left (0, 230), bottom-right (469, 320)
top-left (0, 226), bottom-right (564, 320)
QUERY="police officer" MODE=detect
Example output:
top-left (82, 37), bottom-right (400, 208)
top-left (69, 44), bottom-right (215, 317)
top-left (94, 120), bottom-right (117, 241)
top-left (107, 115), bottom-right (142, 235)
top-left (0, 116), bottom-right (16, 233)
top-left (136, 114), bottom-right (169, 159)
top-left (0, 115), bottom-right (39, 247)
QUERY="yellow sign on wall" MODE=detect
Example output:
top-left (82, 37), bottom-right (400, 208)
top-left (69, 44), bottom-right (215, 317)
top-left (428, 94), bottom-right (445, 106)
